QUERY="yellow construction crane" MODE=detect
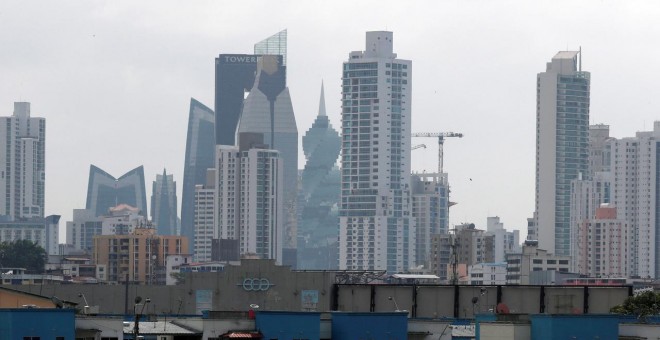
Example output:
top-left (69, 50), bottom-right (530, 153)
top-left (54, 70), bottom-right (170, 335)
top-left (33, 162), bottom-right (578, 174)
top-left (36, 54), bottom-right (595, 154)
top-left (411, 144), bottom-right (427, 151)
top-left (411, 132), bottom-right (463, 174)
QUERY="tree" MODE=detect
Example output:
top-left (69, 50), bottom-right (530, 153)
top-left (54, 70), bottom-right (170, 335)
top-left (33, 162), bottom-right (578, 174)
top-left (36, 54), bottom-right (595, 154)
top-left (0, 240), bottom-right (47, 273)
top-left (610, 290), bottom-right (660, 317)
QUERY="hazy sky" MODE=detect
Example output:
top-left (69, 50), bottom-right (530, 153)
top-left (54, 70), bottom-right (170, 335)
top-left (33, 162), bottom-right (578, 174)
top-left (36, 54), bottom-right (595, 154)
top-left (2, 1), bottom-right (660, 241)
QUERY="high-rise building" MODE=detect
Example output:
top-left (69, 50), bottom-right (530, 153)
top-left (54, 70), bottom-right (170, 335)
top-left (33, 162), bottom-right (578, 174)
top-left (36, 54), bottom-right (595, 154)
top-left (576, 205), bottom-right (629, 277)
top-left (214, 31), bottom-right (297, 265)
top-left (569, 171), bottom-right (611, 271)
top-left (609, 122), bottom-right (660, 278)
top-left (338, 31), bottom-right (415, 272)
top-left (236, 54), bottom-right (298, 266)
top-left (193, 169), bottom-right (215, 262)
top-left (298, 83), bottom-right (341, 270)
top-left (411, 172), bottom-right (449, 268)
top-left (215, 133), bottom-right (284, 263)
top-left (0, 102), bottom-right (45, 219)
top-left (66, 209), bottom-right (102, 252)
top-left (485, 216), bottom-right (520, 263)
top-left (535, 51), bottom-right (590, 257)
top-left (86, 165), bottom-right (148, 217)
top-left (181, 98), bottom-right (215, 251)
top-left (151, 169), bottom-right (178, 235)
top-left (214, 30), bottom-right (288, 146)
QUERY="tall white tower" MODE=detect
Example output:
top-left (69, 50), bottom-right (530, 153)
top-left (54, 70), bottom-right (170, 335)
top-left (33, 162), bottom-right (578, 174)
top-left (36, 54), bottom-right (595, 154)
top-left (535, 51), bottom-right (590, 256)
top-left (338, 31), bottom-right (415, 272)
top-left (0, 102), bottom-right (46, 219)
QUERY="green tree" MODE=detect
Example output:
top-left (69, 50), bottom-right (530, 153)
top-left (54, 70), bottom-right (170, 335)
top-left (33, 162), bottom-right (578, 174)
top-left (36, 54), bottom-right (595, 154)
top-left (610, 291), bottom-right (660, 317)
top-left (0, 240), bottom-right (47, 273)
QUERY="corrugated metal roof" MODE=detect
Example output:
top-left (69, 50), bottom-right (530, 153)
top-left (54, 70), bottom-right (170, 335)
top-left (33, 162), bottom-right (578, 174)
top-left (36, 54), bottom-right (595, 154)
top-left (123, 321), bottom-right (200, 335)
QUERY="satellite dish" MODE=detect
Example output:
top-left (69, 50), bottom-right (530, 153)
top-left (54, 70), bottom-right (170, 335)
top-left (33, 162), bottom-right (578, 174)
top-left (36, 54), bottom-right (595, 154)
top-left (471, 297), bottom-right (479, 304)
top-left (496, 303), bottom-right (510, 314)
top-left (135, 296), bottom-right (142, 304)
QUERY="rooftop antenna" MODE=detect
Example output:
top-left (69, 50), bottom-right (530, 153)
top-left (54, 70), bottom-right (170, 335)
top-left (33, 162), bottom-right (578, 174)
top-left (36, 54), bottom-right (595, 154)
top-left (579, 46), bottom-right (582, 72)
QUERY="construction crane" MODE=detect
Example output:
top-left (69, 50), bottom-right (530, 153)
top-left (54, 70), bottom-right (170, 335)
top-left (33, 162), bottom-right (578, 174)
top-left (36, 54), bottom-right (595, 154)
top-left (411, 132), bottom-right (463, 174)
top-left (411, 144), bottom-right (427, 151)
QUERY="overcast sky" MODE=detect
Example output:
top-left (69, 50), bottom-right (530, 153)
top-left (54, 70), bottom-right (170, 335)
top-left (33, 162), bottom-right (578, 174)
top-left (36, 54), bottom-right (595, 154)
top-left (2, 0), bottom-right (660, 242)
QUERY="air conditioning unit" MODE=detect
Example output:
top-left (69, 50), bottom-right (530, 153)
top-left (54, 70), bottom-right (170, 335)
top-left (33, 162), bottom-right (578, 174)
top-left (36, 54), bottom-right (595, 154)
top-left (83, 305), bottom-right (100, 315)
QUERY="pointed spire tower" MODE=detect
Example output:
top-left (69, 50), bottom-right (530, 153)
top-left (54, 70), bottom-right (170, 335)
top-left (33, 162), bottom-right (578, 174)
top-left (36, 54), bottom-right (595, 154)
top-left (298, 81), bottom-right (342, 269)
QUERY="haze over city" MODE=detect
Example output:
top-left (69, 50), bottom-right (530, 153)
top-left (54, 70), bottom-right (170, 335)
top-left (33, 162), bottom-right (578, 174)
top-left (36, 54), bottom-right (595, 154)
top-left (2, 0), bottom-right (660, 242)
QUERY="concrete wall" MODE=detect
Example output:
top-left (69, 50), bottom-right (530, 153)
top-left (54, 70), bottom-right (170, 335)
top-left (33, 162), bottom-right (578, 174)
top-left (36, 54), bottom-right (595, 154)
top-left (479, 323), bottom-right (530, 340)
top-left (6, 260), bottom-right (630, 317)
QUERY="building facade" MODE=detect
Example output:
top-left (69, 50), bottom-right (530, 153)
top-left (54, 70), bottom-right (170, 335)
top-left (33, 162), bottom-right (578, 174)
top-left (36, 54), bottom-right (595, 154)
top-left (236, 54), bottom-right (298, 265)
top-left (485, 216), bottom-right (520, 263)
top-left (411, 172), bottom-right (449, 269)
top-left (535, 51), bottom-right (590, 257)
top-left (576, 205), bottom-right (630, 277)
top-left (506, 241), bottom-right (571, 285)
top-left (151, 169), bottom-right (178, 235)
top-left (297, 83), bottom-right (341, 270)
top-left (92, 227), bottom-right (188, 284)
top-left (0, 102), bottom-right (45, 219)
top-left (338, 31), bottom-right (415, 272)
top-left (468, 262), bottom-right (507, 285)
top-left (86, 165), bottom-right (148, 217)
top-left (0, 215), bottom-right (60, 256)
top-left (193, 170), bottom-right (216, 262)
top-left (609, 122), bottom-right (660, 278)
top-left (215, 134), bottom-right (284, 263)
top-left (181, 98), bottom-right (215, 252)
top-left (66, 209), bottom-right (102, 252)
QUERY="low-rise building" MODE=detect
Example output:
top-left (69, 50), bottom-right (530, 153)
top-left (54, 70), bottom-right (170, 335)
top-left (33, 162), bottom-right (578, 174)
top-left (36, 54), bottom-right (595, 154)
top-left (468, 262), bottom-right (507, 285)
top-left (93, 227), bottom-right (188, 284)
top-left (506, 240), bottom-right (571, 284)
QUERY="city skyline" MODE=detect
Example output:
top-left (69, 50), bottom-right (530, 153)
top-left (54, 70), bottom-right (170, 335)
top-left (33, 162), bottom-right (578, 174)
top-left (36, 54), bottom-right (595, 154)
top-left (2, 1), bottom-right (660, 242)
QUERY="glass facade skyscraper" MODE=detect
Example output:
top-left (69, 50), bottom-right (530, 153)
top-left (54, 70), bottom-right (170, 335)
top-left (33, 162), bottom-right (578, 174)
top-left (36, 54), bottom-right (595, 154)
top-left (338, 31), bottom-right (415, 272)
top-left (151, 169), bottom-right (178, 235)
top-left (298, 83), bottom-right (341, 269)
top-left (535, 51), bottom-right (590, 257)
top-left (85, 165), bottom-right (147, 217)
top-left (181, 98), bottom-right (215, 250)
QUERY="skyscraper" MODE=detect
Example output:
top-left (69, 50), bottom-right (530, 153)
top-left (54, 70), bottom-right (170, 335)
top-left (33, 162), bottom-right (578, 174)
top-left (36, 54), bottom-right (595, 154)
top-left (535, 51), bottom-right (590, 256)
top-left (151, 169), bottom-right (178, 235)
top-left (0, 102), bottom-right (45, 219)
top-left (609, 122), bottom-right (660, 278)
top-left (181, 98), bottom-right (215, 250)
top-left (213, 30), bottom-right (297, 265)
top-left (236, 54), bottom-right (298, 265)
top-left (214, 29), bottom-right (288, 146)
top-left (215, 133), bottom-right (284, 262)
top-left (338, 31), bottom-right (415, 272)
top-left (298, 83), bottom-right (341, 270)
top-left (86, 165), bottom-right (147, 217)
top-left (411, 172), bottom-right (449, 268)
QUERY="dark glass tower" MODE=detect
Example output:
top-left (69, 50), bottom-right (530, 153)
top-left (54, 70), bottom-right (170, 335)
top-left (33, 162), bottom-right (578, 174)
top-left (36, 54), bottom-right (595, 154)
top-left (181, 98), bottom-right (215, 250)
top-left (151, 169), bottom-right (178, 235)
top-left (297, 83), bottom-right (341, 269)
top-left (85, 165), bottom-right (147, 217)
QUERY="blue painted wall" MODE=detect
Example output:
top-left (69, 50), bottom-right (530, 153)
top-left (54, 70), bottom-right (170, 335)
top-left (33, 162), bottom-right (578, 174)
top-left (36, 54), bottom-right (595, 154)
top-left (331, 312), bottom-right (408, 340)
top-left (530, 314), bottom-right (620, 340)
top-left (0, 308), bottom-right (75, 340)
top-left (256, 311), bottom-right (321, 340)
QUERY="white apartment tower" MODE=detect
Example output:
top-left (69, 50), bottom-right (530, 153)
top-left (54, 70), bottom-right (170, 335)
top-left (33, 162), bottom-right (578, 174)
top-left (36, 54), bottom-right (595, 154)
top-left (535, 51), bottom-right (590, 257)
top-left (610, 122), bottom-right (660, 278)
top-left (215, 134), bottom-right (284, 263)
top-left (339, 31), bottom-right (415, 272)
top-left (193, 170), bottom-right (215, 262)
top-left (0, 102), bottom-right (46, 219)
